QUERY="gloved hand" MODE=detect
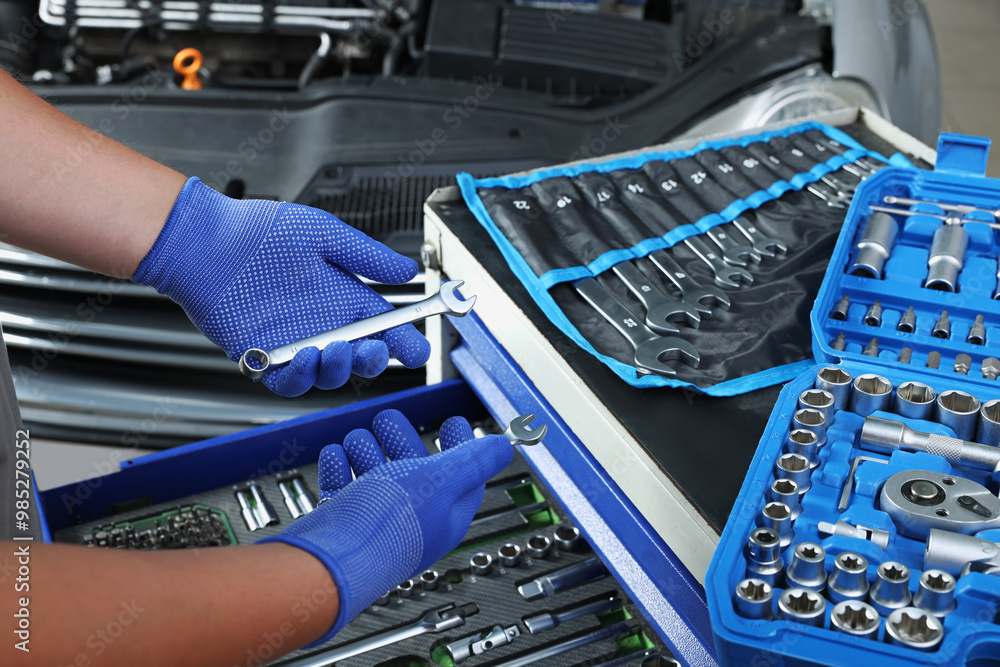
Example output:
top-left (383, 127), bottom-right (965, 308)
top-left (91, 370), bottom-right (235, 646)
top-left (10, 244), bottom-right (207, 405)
top-left (133, 177), bottom-right (430, 397)
top-left (259, 409), bottom-right (513, 646)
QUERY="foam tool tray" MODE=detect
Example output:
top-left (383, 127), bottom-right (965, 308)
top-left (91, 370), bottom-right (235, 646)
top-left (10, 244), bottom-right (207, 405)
top-left (706, 134), bottom-right (1000, 666)
top-left (54, 427), bottom-right (673, 667)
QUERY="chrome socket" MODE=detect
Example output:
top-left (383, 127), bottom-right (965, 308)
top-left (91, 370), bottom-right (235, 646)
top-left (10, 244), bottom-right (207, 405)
top-left (799, 389), bottom-right (835, 422)
top-left (827, 552), bottom-right (870, 604)
top-left (775, 453), bottom-right (811, 494)
top-left (925, 223), bottom-right (969, 292)
top-left (767, 479), bottom-right (802, 520)
top-left (913, 569), bottom-right (956, 617)
top-left (863, 301), bottom-right (883, 327)
top-left (758, 502), bottom-right (793, 547)
top-left (735, 578), bottom-right (773, 620)
top-left (792, 408), bottom-right (827, 440)
top-left (419, 569), bottom-right (440, 592)
top-left (932, 310), bottom-right (952, 339)
top-left (893, 381), bottom-right (937, 420)
top-left (850, 212), bottom-right (898, 279)
top-left (777, 588), bottom-right (826, 627)
top-left (553, 525), bottom-right (581, 552)
top-left (470, 552), bottom-right (493, 577)
top-left (831, 333), bottom-right (847, 351)
top-left (786, 542), bottom-right (827, 591)
top-left (850, 374), bottom-right (892, 416)
top-left (897, 306), bottom-right (916, 333)
top-left (968, 314), bottom-right (987, 345)
top-left (831, 600), bottom-right (879, 639)
top-left (935, 389), bottom-right (981, 440)
top-left (978, 399), bottom-right (1000, 447)
top-left (785, 429), bottom-right (822, 468)
top-left (373, 591), bottom-right (391, 606)
top-left (830, 295), bottom-right (850, 321)
top-left (862, 338), bottom-right (880, 358)
top-left (525, 534), bottom-right (553, 560)
top-left (498, 543), bottom-right (523, 569)
top-left (885, 607), bottom-right (944, 651)
top-left (745, 527), bottom-right (783, 586)
top-left (816, 366), bottom-right (852, 411)
top-left (396, 579), bottom-right (414, 598)
top-left (898, 347), bottom-right (913, 364)
top-left (869, 561), bottom-right (912, 617)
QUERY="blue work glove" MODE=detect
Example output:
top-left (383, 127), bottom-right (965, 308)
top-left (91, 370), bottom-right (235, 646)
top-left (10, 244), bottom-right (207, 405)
top-left (260, 409), bottom-right (513, 646)
top-left (133, 177), bottom-right (430, 397)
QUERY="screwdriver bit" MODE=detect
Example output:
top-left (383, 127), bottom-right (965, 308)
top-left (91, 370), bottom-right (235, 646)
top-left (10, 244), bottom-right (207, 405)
top-left (968, 314), bottom-right (986, 345)
top-left (955, 353), bottom-right (972, 375)
top-left (897, 306), bottom-right (916, 333)
top-left (863, 301), bottom-right (883, 327)
top-left (830, 295), bottom-right (850, 321)
top-left (932, 311), bottom-right (951, 339)
top-left (927, 351), bottom-right (941, 369)
top-left (898, 347), bottom-right (912, 364)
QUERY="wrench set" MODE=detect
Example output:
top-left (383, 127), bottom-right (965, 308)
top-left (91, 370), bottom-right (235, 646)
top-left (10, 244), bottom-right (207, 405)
top-left (461, 122), bottom-right (905, 390)
top-left (55, 422), bottom-right (672, 667)
top-left (708, 133), bottom-right (1000, 666)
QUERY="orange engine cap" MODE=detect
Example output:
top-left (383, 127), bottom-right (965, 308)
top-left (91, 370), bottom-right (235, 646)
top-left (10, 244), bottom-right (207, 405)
top-left (173, 48), bottom-right (203, 90)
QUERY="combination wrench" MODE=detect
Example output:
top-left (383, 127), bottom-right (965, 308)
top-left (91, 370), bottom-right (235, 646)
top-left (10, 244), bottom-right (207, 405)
top-left (280, 603), bottom-right (478, 667)
top-left (646, 250), bottom-right (730, 313)
top-left (575, 277), bottom-right (699, 377)
top-left (612, 260), bottom-right (701, 330)
top-left (503, 414), bottom-right (547, 446)
top-left (240, 279), bottom-right (475, 379)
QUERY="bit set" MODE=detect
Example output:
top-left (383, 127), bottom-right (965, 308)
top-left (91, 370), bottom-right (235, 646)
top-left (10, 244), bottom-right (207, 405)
top-left (708, 133), bottom-right (1000, 666)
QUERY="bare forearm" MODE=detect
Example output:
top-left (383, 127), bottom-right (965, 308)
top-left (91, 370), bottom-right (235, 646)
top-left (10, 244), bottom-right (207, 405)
top-left (0, 71), bottom-right (187, 277)
top-left (2, 542), bottom-right (339, 666)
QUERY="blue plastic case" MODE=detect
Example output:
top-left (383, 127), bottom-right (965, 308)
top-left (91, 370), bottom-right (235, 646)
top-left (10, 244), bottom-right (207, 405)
top-left (706, 134), bottom-right (1000, 665)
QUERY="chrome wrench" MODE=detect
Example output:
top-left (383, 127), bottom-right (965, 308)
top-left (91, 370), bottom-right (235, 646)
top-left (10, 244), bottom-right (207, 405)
top-left (503, 414), bottom-right (547, 446)
top-left (281, 603), bottom-right (477, 667)
top-left (612, 260), bottom-right (701, 330)
top-left (575, 278), bottom-right (699, 378)
top-left (240, 279), bottom-right (475, 379)
top-left (646, 250), bottom-right (730, 313)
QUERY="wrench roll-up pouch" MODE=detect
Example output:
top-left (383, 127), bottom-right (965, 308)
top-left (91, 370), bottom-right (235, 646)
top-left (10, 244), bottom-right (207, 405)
top-left (706, 133), bottom-right (1000, 666)
top-left (457, 121), bottom-right (916, 394)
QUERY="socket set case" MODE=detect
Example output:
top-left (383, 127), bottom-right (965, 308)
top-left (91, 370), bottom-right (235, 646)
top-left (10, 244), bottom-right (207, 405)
top-left (706, 133), bottom-right (1000, 665)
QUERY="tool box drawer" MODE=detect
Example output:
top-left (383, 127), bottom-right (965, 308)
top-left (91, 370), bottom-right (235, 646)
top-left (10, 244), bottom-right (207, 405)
top-left (706, 133), bottom-right (1000, 665)
top-left (39, 313), bottom-right (710, 666)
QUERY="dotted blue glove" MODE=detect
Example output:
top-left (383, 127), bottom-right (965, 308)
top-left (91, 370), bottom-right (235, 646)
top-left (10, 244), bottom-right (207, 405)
top-left (260, 409), bottom-right (513, 646)
top-left (133, 177), bottom-right (431, 396)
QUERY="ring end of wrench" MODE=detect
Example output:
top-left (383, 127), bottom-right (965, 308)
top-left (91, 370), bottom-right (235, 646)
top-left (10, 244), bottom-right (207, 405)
top-left (239, 349), bottom-right (270, 379)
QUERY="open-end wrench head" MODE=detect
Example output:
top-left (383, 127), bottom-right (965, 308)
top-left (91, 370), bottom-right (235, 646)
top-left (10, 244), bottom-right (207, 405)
top-left (687, 287), bottom-right (730, 311)
top-left (503, 414), bottom-right (547, 446)
top-left (752, 236), bottom-right (788, 257)
top-left (721, 245), bottom-right (762, 267)
top-left (439, 280), bottom-right (477, 315)
top-left (646, 302), bottom-right (700, 332)
top-left (634, 337), bottom-right (699, 378)
top-left (714, 265), bottom-right (753, 290)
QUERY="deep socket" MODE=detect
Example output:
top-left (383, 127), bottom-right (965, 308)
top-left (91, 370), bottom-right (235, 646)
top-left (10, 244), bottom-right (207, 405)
top-left (777, 588), bottom-right (826, 627)
top-left (978, 399), bottom-right (1000, 447)
top-left (831, 333), bottom-right (847, 351)
top-left (831, 600), bottom-right (879, 639)
top-left (735, 578), bottom-right (773, 620)
top-left (517, 557), bottom-right (606, 601)
top-left (913, 569), bottom-right (956, 617)
top-left (799, 389), bottom-right (835, 422)
top-left (893, 381), bottom-right (936, 420)
top-left (525, 535), bottom-right (553, 560)
top-left (827, 552), bottom-right (869, 603)
top-left (849, 212), bottom-right (898, 279)
top-left (863, 301), bottom-right (883, 327)
top-left (850, 374), bottom-right (892, 416)
top-left (932, 311), bottom-right (952, 339)
top-left (768, 479), bottom-right (802, 519)
top-left (758, 502), bottom-right (792, 547)
top-left (775, 453), bottom-right (811, 494)
top-left (830, 295), bottom-right (850, 321)
top-left (498, 543), bottom-right (523, 568)
top-left (786, 429), bottom-right (821, 467)
top-left (792, 408), bottom-right (827, 439)
top-left (869, 561), bottom-right (911, 617)
top-left (278, 482), bottom-right (303, 519)
top-left (235, 489), bottom-right (260, 531)
top-left (968, 314), bottom-right (987, 345)
top-left (862, 338), bottom-right (880, 357)
top-left (925, 223), bottom-right (969, 292)
top-left (470, 553), bottom-right (493, 577)
top-left (885, 608), bottom-right (944, 651)
top-left (935, 389), bottom-right (981, 440)
top-left (815, 366), bottom-right (852, 410)
top-left (248, 484), bottom-right (279, 527)
top-left (897, 306), bottom-right (917, 333)
top-left (785, 542), bottom-right (826, 591)
top-left (745, 527), bottom-right (783, 586)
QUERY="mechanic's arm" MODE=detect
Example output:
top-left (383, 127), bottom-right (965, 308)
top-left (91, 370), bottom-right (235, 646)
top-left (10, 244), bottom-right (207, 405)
top-left (0, 70), bottom-right (186, 277)
top-left (0, 70), bottom-right (430, 396)
top-left (1, 542), bottom-right (338, 667)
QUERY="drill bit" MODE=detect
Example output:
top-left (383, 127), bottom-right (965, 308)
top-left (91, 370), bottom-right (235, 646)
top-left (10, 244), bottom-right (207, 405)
top-left (863, 301), bottom-right (883, 327)
top-left (897, 306), bottom-right (916, 333)
top-left (927, 351), bottom-right (941, 369)
top-left (863, 338), bottom-right (879, 357)
top-left (932, 311), bottom-right (951, 339)
top-left (830, 295), bottom-right (850, 321)
top-left (955, 353), bottom-right (972, 375)
top-left (968, 314), bottom-right (986, 345)
top-left (898, 347), bottom-right (912, 364)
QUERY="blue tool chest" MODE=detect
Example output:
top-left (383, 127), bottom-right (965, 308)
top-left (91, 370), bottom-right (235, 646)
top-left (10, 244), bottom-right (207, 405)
top-left (707, 134), bottom-right (1000, 665)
